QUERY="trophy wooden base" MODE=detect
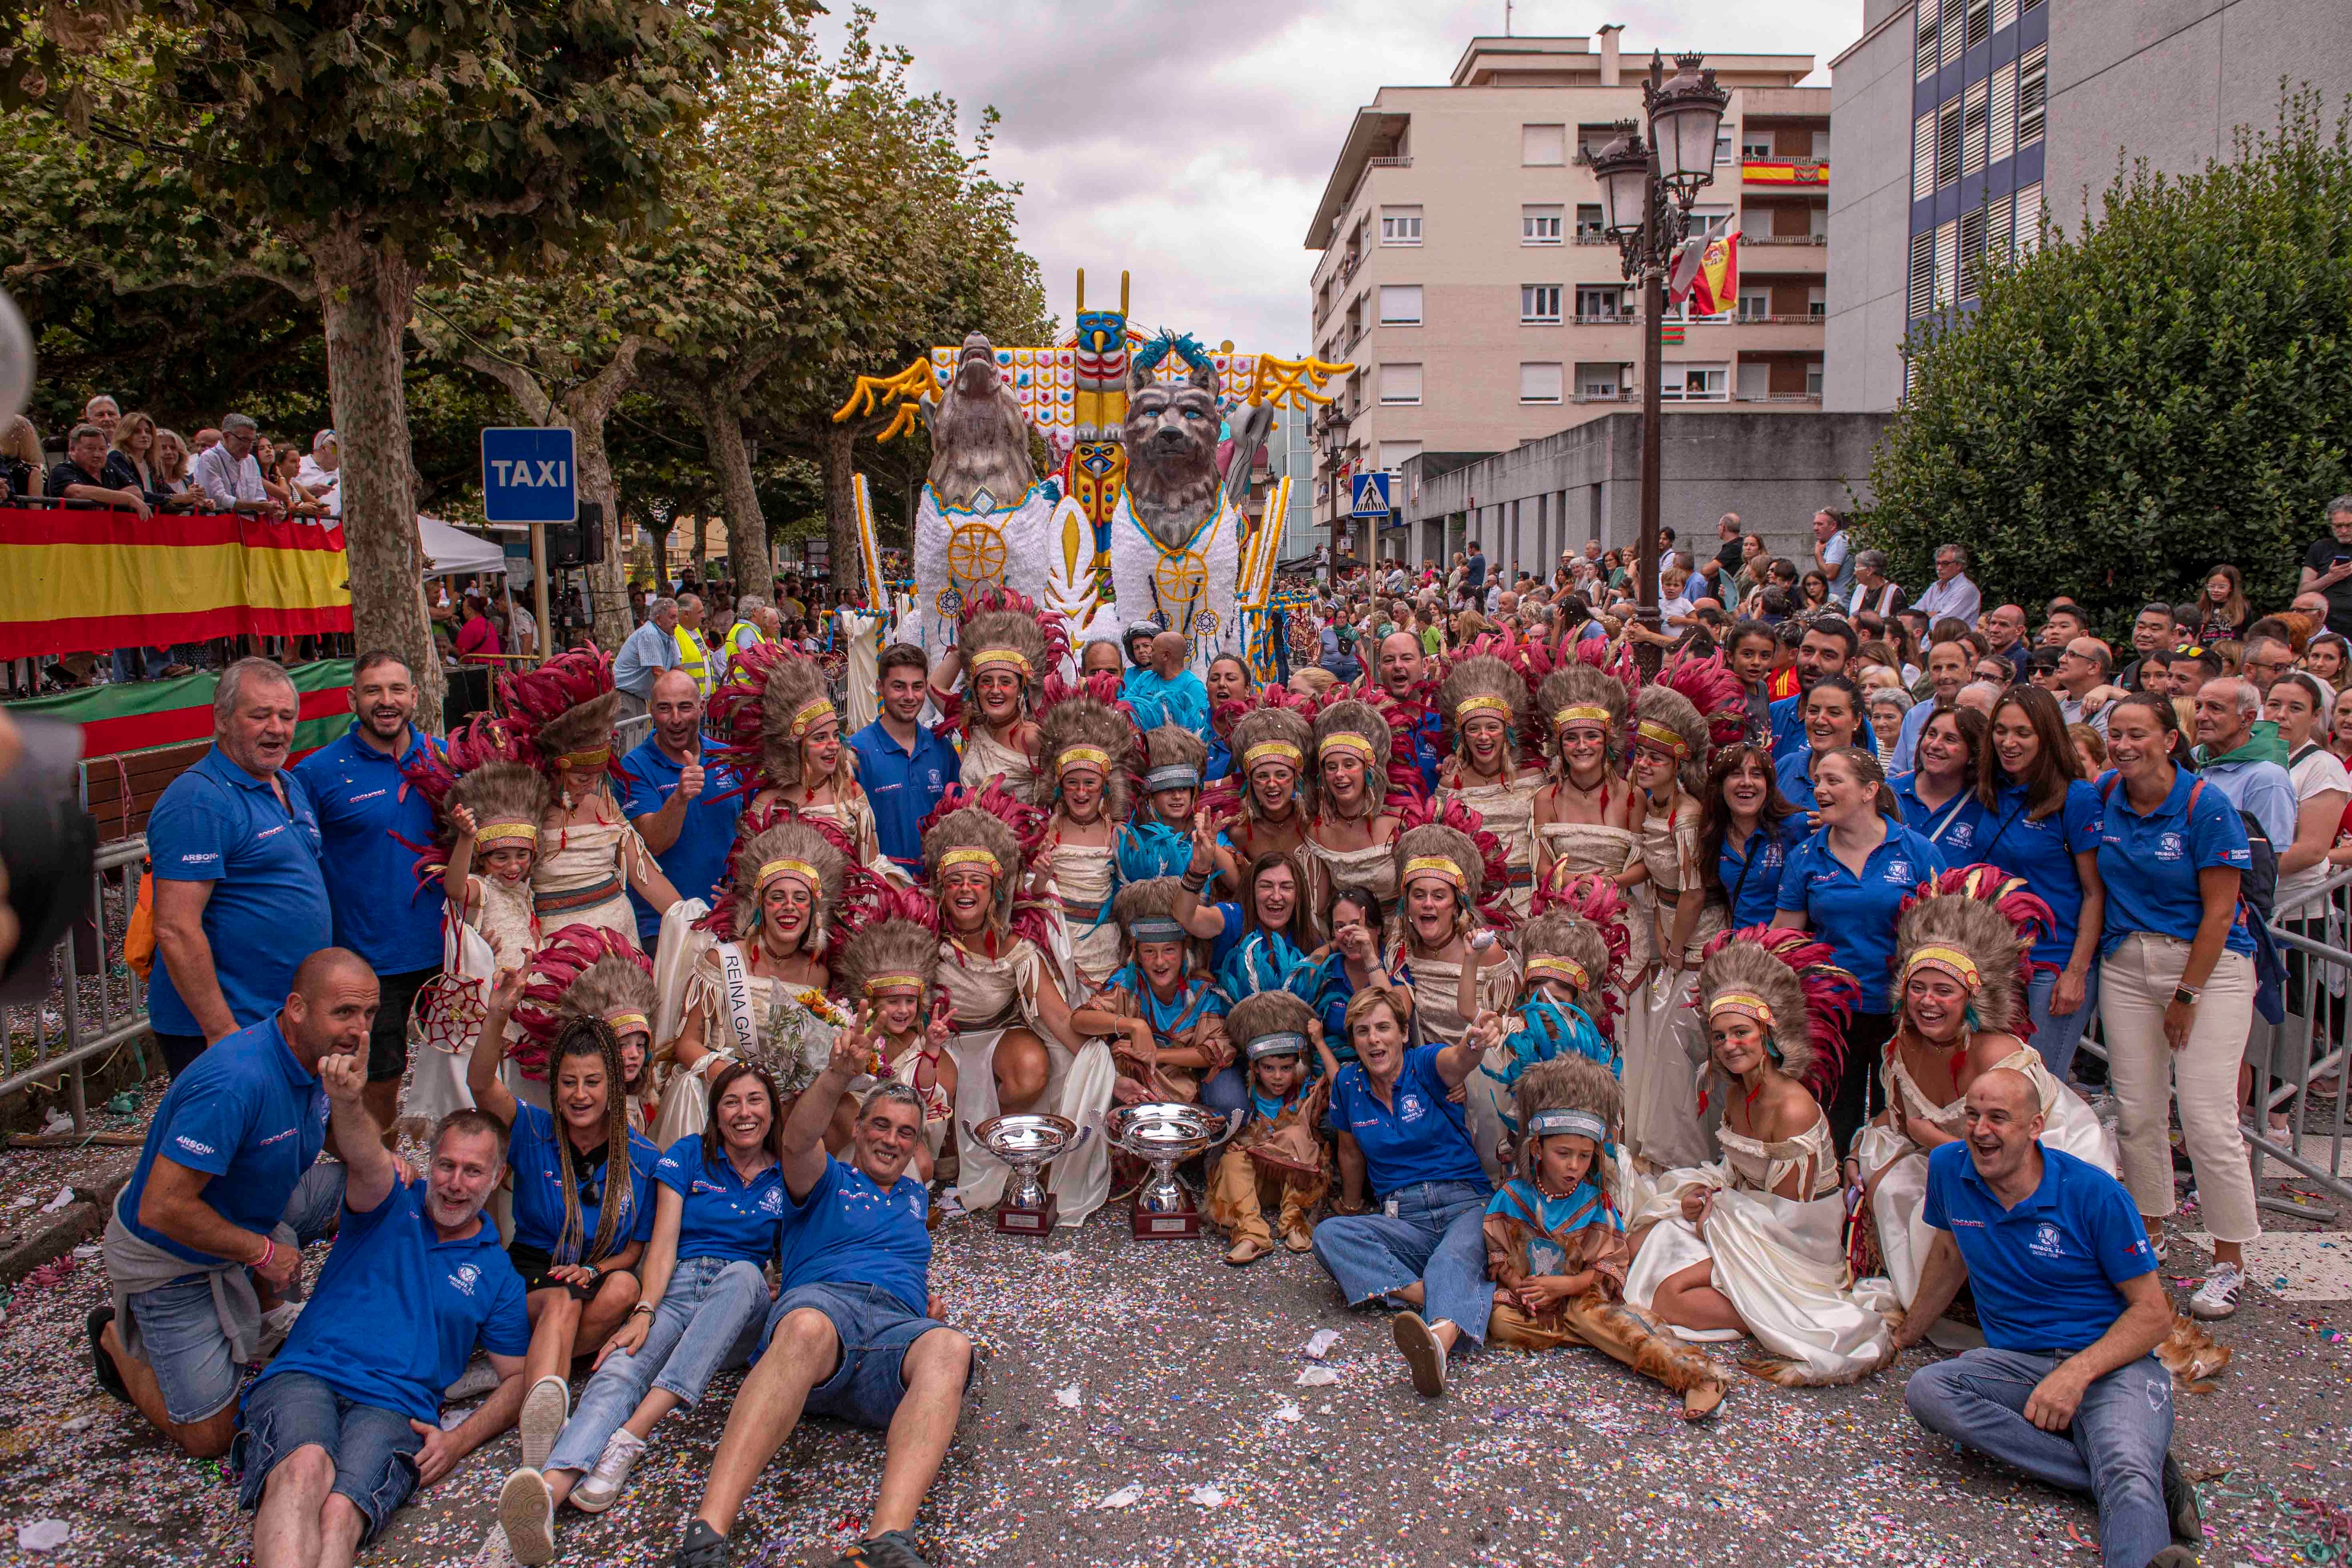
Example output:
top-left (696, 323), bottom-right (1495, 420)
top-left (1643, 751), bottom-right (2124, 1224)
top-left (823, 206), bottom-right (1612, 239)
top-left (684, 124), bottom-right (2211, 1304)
top-left (996, 1196), bottom-right (1058, 1235)
top-left (1131, 1195), bottom-right (1201, 1240)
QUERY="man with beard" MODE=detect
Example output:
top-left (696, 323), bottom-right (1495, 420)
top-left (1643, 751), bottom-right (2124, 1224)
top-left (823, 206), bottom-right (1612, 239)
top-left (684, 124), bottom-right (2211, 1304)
top-left (847, 644), bottom-right (961, 878)
top-left (621, 668), bottom-right (746, 937)
top-left (294, 653), bottom-right (445, 1138)
top-left (1375, 630), bottom-right (1441, 793)
top-left (1765, 617), bottom-right (1877, 756)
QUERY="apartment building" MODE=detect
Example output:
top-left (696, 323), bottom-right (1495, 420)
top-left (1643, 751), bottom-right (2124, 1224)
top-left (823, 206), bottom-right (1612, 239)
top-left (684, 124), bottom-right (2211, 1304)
top-left (1826, 0), bottom-right (2352, 411)
top-left (1304, 32), bottom-right (1832, 557)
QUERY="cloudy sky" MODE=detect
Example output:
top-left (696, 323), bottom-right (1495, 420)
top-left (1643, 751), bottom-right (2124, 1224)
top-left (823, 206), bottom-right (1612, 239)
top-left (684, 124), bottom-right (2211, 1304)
top-left (815, 0), bottom-right (1864, 358)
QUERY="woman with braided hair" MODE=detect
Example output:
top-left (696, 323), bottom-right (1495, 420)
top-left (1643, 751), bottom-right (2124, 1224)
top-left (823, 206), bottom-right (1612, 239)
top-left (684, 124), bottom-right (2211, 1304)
top-left (1436, 652), bottom-right (1544, 915)
top-left (1303, 698), bottom-right (1406, 924)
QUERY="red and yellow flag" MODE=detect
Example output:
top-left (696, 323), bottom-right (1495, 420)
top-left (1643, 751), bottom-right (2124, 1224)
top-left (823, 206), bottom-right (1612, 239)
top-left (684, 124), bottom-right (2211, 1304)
top-left (1687, 231), bottom-right (1740, 318)
top-left (0, 506), bottom-right (353, 659)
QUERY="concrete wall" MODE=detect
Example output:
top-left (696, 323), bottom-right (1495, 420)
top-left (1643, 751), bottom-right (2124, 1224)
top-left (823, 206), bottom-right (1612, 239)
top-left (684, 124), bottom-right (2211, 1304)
top-left (1398, 410), bottom-right (1894, 579)
top-left (1824, 0), bottom-right (1916, 413)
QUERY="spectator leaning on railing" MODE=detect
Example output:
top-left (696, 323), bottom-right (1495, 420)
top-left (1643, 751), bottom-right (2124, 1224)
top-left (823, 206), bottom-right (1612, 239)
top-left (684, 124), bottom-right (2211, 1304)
top-left (189, 413), bottom-right (284, 518)
top-left (47, 422), bottom-right (151, 518)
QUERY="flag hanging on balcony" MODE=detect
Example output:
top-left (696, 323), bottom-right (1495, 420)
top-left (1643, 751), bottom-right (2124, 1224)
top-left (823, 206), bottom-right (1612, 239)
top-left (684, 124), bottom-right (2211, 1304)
top-left (1686, 231), bottom-right (1740, 318)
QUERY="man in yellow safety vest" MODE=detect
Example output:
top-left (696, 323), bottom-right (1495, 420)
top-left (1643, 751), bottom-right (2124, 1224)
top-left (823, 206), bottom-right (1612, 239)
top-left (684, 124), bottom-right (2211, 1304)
top-left (719, 595), bottom-right (771, 682)
top-left (671, 592), bottom-right (714, 695)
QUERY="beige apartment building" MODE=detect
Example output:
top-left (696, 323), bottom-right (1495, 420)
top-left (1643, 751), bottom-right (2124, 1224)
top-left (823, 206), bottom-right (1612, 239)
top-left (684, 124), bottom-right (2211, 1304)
top-left (1306, 32), bottom-right (1832, 558)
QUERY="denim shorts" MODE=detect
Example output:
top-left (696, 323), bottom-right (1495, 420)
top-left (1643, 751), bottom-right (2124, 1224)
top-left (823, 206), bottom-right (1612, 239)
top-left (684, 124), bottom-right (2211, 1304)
top-left (233, 1370), bottom-right (422, 1543)
top-left (761, 1281), bottom-right (956, 1431)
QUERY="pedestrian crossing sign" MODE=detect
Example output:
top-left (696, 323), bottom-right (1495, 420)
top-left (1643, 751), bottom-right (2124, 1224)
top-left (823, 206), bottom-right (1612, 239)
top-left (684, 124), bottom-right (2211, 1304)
top-left (1351, 471), bottom-right (1392, 518)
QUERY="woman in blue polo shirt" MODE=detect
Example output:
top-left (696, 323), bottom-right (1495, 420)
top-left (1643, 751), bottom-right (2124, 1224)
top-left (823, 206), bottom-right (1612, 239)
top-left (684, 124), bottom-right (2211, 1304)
top-left (1698, 742), bottom-right (1801, 931)
top-left (2093, 692), bottom-right (2259, 1322)
top-left (1971, 687), bottom-right (2107, 1081)
top-left (1773, 675), bottom-right (1866, 813)
top-left (1309, 986), bottom-right (1491, 1400)
top-left (1890, 704), bottom-right (1987, 856)
top-left (1772, 746), bottom-right (1948, 1151)
top-left (508, 1063), bottom-right (787, 1557)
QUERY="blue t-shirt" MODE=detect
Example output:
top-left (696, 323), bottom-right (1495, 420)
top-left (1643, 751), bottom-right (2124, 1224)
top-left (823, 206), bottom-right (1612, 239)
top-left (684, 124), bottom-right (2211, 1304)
top-left (1890, 771), bottom-right (1986, 857)
top-left (1400, 709), bottom-right (1443, 794)
top-left (653, 1135), bottom-right (786, 1266)
top-left (144, 747), bottom-right (334, 1038)
top-left (1327, 1044), bottom-right (1489, 1198)
top-left (1205, 733), bottom-right (1233, 783)
top-left (620, 737), bottom-right (746, 940)
top-left (1768, 693), bottom-right (1877, 759)
top-left (506, 1101), bottom-right (660, 1259)
top-left (1122, 667), bottom-right (1210, 734)
top-left (1973, 779), bottom-right (2105, 964)
top-left (119, 1013), bottom-right (327, 1265)
top-left (778, 1154), bottom-right (932, 1316)
top-left (256, 1178), bottom-right (528, 1424)
top-left (1923, 1142), bottom-right (2156, 1353)
top-left (1776, 820), bottom-right (1949, 1012)
top-left (1716, 818), bottom-right (1796, 930)
top-left (1774, 745), bottom-right (1821, 812)
top-left (2095, 769), bottom-right (2255, 956)
top-left (846, 719), bottom-right (958, 873)
top-left (290, 723), bottom-right (444, 974)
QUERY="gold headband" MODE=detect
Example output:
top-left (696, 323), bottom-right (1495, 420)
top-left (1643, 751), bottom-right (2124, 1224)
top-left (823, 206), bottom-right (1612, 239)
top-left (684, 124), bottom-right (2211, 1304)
top-left (1903, 944), bottom-right (1984, 992)
top-left (1523, 954), bottom-right (1591, 991)
top-left (938, 846), bottom-right (1002, 879)
top-left (474, 822), bottom-right (538, 847)
top-left (604, 1011), bottom-right (650, 1038)
top-left (968, 648), bottom-right (1032, 677)
top-left (1455, 695), bottom-right (1512, 722)
top-left (790, 698), bottom-right (837, 738)
top-left (863, 973), bottom-right (927, 995)
top-left (551, 748), bottom-right (610, 770)
top-left (757, 858), bottom-right (822, 893)
top-left (1633, 720), bottom-right (1689, 759)
top-left (1552, 704), bottom-right (1612, 730)
top-left (1402, 854), bottom-right (1464, 889)
top-left (1320, 733), bottom-right (1376, 762)
top-left (1708, 990), bottom-right (1776, 1027)
top-left (1243, 741), bottom-right (1303, 771)
top-left (1057, 746), bottom-right (1111, 775)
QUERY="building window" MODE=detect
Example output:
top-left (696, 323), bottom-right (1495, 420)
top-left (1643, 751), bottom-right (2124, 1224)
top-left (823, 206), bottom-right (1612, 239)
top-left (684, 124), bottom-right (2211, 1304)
top-left (1808, 285), bottom-right (1827, 317)
top-left (1963, 78), bottom-right (1989, 176)
top-left (1989, 60), bottom-right (2017, 164)
top-left (1966, 0), bottom-right (1992, 47)
top-left (2016, 181), bottom-right (2044, 252)
top-left (1958, 207), bottom-right (1987, 302)
top-left (1660, 364), bottom-right (1728, 402)
top-left (1522, 205), bottom-right (1564, 244)
top-left (1380, 206), bottom-right (1422, 245)
top-left (1715, 130), bottom-right (1735, 165)
top-left (1937, 100), bottom-right (1963, 187)
top-left (1519, 363), bottom-right (1565, 404)
top-left (1691, 205), bottom-right (1733, 238)
top-left (1575, 362), bottom-right (1622, 398)
top-left (1736, 361), bottom-right (1770, 400)
top-left (1943, 0), bottom-right (1965, 66)
top-left (1994, 0), bottom-right (2017, 30)
top-left (1986, 194), bottom-right (2015, 264)
top-left (1915, 0), bottom-right (1941, 78)
top-left (1742, 131), bottom-right (1773, 159)
top-left (1913, 111), bottom-right (1937, 201)
top-left (1377, 284), bottom-right (1423, 325)
top-left (1574, 285), bottom-right (1625, 321)
top-left (1377, 439), bottom-right (1422, 471)
top-left (1805, 362), bottom-right (1825, 398)
top-left (1934, 219), bottom-right (1959, 308)
top-left (1522, 123), bottom-right (1566, 165)
top-left (1909, 230), bottom-right (1935, 318)
top-left (1378, 362), bottom-right (1422, 404)
top-left (1574, 203), bottom-right (1604, 239)
top-left (1521, 284), bottom-right (1563, 324)
top-left (2018, 46), bottom-right (2047, 147)
top-left (1737, 290), bottom-right (1772, 321)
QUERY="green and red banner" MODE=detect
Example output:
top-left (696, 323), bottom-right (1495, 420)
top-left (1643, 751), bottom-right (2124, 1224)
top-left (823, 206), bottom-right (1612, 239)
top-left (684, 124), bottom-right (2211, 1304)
top-left (0, 504), bottom-right (353, 659)
top-left (7, 659), bottom-right (353, 760)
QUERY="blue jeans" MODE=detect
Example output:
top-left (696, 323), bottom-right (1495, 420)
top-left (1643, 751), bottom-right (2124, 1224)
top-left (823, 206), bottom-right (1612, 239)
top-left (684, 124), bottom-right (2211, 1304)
top-left (762, 1281), bottom-right (954, 1431)
top-left (2027, 965), bottom-right (2101, 1083)
top-left (543, 1257), bottom-right (767, 1475)
top-left (234, 1370), bottom-right (421, 1543)
top-left (1309, 1179), bottom-right (1493, 1348)
top-left (111, 646), bottom-right (172, 683)
top-left (1905, 1348), bottom-right (2173, 1568)
top-left (130, 1160), bottom-right (348, 1424)
top-left (1197, 1064), bottom-right (1249, 1118)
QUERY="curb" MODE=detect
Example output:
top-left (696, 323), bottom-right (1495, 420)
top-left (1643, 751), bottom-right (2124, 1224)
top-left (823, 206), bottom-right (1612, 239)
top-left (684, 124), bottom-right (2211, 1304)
top-left (0, 1153), bottom-right (138, 1289)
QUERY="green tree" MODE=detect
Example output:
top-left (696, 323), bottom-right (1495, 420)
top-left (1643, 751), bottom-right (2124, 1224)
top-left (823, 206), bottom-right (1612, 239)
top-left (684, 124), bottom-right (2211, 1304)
top-left (1865, 94), bottom-right (2352, 634)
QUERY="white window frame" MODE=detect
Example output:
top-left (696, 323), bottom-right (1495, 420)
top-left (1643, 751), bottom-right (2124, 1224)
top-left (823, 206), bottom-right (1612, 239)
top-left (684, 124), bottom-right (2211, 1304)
top-left (1659, 363), bottom-right (1729, 403)
top-left (1575, 362), bottom-right (1623, 398)
top-left (1737, 290), bottom-right (1772, 322)
top-left (1522, 123), bottom-right (1566, 166)
top-left (1518, 362), bottom-right (1565, 405)
top-left (1574, 285), bottom-right (1625, 322)
top-left (1378, 362), bottom-right (1423, 405)
top-left (1377, 439), bottom-right (1422, 471)
top-left (1377, 284), bottom-right (1423, 326)
top-left (1989, 61), bottom-right (2018, 165)
top-left (1379, 206), bottom-right (1423, 246)
top-left (1691, 205), bottom-right (1733, 239)
top-left (1521, 205), bottom-right (1564, 245)
top-left (1520, 284), bottom-right (1564, 324)
top-left (2019, 45), bottom-right (2048, 146)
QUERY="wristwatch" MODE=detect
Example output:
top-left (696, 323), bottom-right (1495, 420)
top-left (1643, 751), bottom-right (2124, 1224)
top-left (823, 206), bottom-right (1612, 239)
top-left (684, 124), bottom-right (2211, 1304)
top-left (2173, 984), bottom-right (2202, 1007)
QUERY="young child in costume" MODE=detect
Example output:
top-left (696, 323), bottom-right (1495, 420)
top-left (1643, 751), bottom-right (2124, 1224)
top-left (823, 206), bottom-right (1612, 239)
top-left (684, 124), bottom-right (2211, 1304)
top-left (1068, 876), bottom-right (1239, 1112)
top-left (1205, 990), bottom-right (1338, 1266)
top-left (1117, 724), bottom-right (1232, 890)
top-left (1458, 907), bottom-right (1620, 1184)
top-left (444, 759), bottom-right (552, 970)
top-left (836, 892), bottom-right (957, 1176)
top-left (1036, 689), bottom-right (1137, 997)
top-left (1481, 1055), bottom-right (1727, 1420)
top-left (935, 600), bottom-right (1052, 804)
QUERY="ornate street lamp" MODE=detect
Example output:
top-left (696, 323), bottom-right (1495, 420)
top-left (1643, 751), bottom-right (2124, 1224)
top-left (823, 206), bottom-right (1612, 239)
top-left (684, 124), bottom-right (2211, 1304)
top-left (1596, 50), bottom-right (1729, 671)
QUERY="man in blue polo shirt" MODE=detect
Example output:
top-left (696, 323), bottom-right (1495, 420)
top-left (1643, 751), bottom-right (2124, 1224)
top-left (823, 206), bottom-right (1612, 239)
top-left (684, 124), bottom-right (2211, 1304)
top-left (847, 643), bottom-right (958, 877)
top-left (148, 656), bottom-right (334, 1077)
top-left (292, 651), bottom-right (443, 1140)
top-left (1895, 1068), bottom-right (2201, 1568)
top-left (622, 667), bottom-right (745, 936)
top-left (1765, 618), bottom-right (1878, 756)
top-left (238, 1069), bottom-right (528, 1566)
top-left (93, 948), bottom-right (378, 1458)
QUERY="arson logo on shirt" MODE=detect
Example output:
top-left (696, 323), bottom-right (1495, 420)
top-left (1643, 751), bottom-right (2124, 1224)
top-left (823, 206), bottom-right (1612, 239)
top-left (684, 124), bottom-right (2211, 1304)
top-left (1883, 859), bottom-right (1913, 883)
top-left (447, 1263), bottom-right (482, 1297)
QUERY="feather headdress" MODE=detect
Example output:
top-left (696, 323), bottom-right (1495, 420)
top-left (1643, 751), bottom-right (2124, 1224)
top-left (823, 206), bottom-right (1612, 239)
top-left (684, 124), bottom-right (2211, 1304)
top-left (1536, 662), bottom-right (1631, 767)
top-left (1393, 793), bottom-right (1515, 930)
top-left (1037, 692), bottom-right (1136, 822)
top-left (1510, 1054), bottom-right (1624, 1200)
top-left (498, 647), bottom-right (621, 782)
top-left (706, 819), bottom-right (850, 954)
top-left (1630, 684), bottom-right (1716, 796)
top-left (1691, 925), bottom-right (1860, 1101)
top-left (1436, 653), bottom-right (1533, 770)
top-left (508, 924), bottom-right (657, 1080)
top-left (1313, 698), bottom-right (1394, 819)
top-left (1894, 865), bottom-right (2055, 1040)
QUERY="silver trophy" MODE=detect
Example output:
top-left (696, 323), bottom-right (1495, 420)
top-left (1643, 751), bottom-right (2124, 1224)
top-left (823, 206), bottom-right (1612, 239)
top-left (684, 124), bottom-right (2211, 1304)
top-left (966, 1113), bottom-right (1081, 1234)
top-left (1107, 1102), bottom-right (1236, 1238)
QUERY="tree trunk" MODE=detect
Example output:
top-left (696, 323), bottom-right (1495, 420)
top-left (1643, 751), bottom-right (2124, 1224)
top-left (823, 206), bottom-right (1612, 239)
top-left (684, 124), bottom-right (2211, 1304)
top-left (818, 420), bottom-right (864, 603)
top-left (697, 392), bottom-right (772, 597)
top-left (694, 511), bottom-right (711, 571)
top-left (309, 223), bottom-right (445, 728)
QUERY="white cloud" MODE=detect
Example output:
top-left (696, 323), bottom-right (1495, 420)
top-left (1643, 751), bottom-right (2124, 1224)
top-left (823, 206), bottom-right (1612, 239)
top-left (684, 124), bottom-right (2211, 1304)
top-left (818, 0), bottom-right (1863, 358)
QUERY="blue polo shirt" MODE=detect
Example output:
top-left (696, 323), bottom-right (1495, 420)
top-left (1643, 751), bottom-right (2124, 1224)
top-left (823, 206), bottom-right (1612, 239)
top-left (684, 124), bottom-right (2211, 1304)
top-left (1923, 1142), bottom-right (2156, 1353)
top-left (1716, 818), bottom-right (1796, 930)
top-left (506, 1101), bottom-right (660, 1259)
top-left (1768, 692), bottom-right (1877, 757)
top-left (1775, 745), bottom-right (1822, 811)
top-left (1973, 779), bottom-right (2105, 964)
top-left (620, 737), bottom-right (745, 939)
top-left (144, 747), bottom-right (334, 1039)
top-left (2095, 769), bottom-right (2254, 957)
top-left (256, 1178), bottom-right (528, 1424)
top-left (119, 1013), bottom-right (328, 1265)
top-left (777, 1154), bottom-right (931, 1317)
top-left (1776, 820), bottom-right (1949, 1012)
top-left (1400, 709), bottom-right (1443, 794)
top-left (291, 723), bottom-right (443, 974)
top-left (1122, 667), bottom-right (1210, 733)
top-left (1205, 732), bottom-right (1233, 783)
top-left (1327, 1045), bottom-right (1489, 1199)
top-left (654, 1135), bottom-right (785, 1266)
top-left (846, 718), bottom-right (958, 873)
top-left (1890, 771), bottom-right (1986, 857)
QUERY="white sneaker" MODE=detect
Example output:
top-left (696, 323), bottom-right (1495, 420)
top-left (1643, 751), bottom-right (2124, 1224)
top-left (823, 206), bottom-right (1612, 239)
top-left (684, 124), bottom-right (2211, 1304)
top-left (2189, 1262), bottom-right (2243, 1321)
top-left (497, 1468), bottom-right (555, 1566)
top-left (569, 1426), bottom-right (645, 1514)
top-left (519, 1375), bottom-right (569, 1472)
top-left (1392, 1311), bottom-right (1448, 1397)
top-left (444, 1355), bottom-right (503, 1403)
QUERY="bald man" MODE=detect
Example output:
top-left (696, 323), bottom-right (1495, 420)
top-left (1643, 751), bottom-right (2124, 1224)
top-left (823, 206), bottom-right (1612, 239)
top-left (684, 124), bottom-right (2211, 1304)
top-left (1375, 629), bottom-right (1441, 791)
top-left (1122, 630), bottom-right (1210, 732)
top-left (1895, 1068), bottom-right (2200, 1568)
top-left (95, 948), bottom-right (381, 1458)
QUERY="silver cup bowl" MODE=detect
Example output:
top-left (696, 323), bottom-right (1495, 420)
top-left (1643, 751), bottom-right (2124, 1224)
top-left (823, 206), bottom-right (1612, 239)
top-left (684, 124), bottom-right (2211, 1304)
top-left (1107, 1102), bottom-right (1236, 1213)
top-left (967, 1113), bottom-right (1078, 1211)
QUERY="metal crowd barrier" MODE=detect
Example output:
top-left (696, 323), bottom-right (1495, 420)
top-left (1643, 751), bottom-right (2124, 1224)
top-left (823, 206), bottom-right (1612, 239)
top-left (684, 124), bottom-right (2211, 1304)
top-left (0, 835), bottom-right (152, 1130)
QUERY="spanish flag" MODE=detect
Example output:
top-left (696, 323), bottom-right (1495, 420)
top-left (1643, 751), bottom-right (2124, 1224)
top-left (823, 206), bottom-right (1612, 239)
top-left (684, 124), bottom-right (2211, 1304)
top-left (1687, 231), bottom-right (1740, 318)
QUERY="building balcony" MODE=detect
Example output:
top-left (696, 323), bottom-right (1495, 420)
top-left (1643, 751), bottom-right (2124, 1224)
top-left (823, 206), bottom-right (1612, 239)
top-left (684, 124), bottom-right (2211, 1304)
top-left (1732, 392), bottom-right (1824, 406)
top-left (1739, 158), bottom-right (1829, 188)
top-left (1743, 232), bottom-right (1828, 247)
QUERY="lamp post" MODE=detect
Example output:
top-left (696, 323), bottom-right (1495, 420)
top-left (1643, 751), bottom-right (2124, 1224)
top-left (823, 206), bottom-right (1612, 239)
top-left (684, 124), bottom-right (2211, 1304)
top-left (1589, 50), bottom-right (1729, 673)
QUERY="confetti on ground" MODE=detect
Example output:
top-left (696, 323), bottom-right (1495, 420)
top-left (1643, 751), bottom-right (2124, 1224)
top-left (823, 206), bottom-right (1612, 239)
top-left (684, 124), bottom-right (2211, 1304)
top-left (1094, 1484), bottom-right (1143, 1510)
top-left (2184, 1231), bottom-right (2352, 1301)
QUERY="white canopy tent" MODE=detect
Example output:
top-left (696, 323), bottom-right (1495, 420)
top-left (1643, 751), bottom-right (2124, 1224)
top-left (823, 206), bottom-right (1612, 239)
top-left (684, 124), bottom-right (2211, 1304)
top-left (418, 515), bottom-right (509, 578)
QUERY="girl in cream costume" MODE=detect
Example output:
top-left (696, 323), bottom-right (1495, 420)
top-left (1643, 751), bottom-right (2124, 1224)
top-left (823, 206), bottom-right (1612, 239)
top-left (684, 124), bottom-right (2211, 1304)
top-left (1530, 661), bottom-right (1640, 898)
top-left (1435, 652), bottom-right (1544, 916)
top-left (836, 900), bottom-right (958, 1171)
top-left (1033, 689), bottom-right (1137, 997)
top-left (709, 642), bottom-right (880, 870)
top-left (937, 606), bottom-right (1049, 806)
top-left (1301, 698), bottom-right (1404, 925)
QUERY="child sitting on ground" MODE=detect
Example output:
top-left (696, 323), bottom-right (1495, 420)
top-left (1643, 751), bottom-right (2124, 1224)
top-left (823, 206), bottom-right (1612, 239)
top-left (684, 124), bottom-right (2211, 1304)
top-left (1481, 1053), bottom-right (1726, 1420)
top-left (1205, 990), bottom-right (1337, 1266)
